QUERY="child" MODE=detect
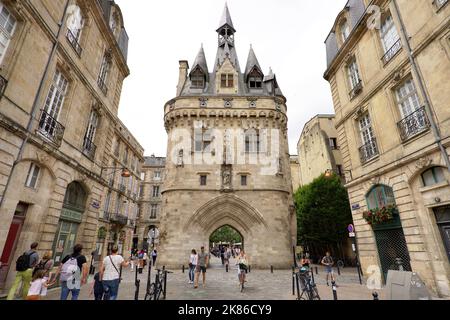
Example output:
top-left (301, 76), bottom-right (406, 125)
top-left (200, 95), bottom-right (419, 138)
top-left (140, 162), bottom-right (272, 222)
top-left (90, 271), bottom-right (104, 300)
top-left (26, 269), bottom-right (48, 300)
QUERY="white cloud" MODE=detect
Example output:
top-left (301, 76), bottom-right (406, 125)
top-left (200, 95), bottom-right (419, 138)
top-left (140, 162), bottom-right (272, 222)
top-left (115, 0), bottom-right (347, 156)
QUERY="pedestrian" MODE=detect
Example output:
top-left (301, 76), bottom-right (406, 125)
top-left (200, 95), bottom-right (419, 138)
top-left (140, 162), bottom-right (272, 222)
top-left (300, 253), bottom-right (311, 270)
top-left (26, 269), bottom-right (49, 300)
top-left (321, 251), bottom-right (335, 286)
top-left (143, 250), bottom-right (148, 268)
top-left (7, 242), bottom-right (39, 300)
top-left (220, 246), bottom-right (225, 265)
top-left (194, 246), bottom-right (209, 289)
top-left (225, 247), bottom-right (231, 269)
top-left (130, 251), bottom-right (136, 272)
top-left (32, 250), bottom-right (55, 297)
top-left (90, 271), bottom-right (104, 300)
top-left (100, 245), bottom-right (130, 300)
top-left (188, 249), bottom-right (198, 284)
top-left (58, 244), bottom-right (88, 300)
top-left (151, 248), bottom-right (157, 266)
top-left (137, 249), bottom-right (144, 273)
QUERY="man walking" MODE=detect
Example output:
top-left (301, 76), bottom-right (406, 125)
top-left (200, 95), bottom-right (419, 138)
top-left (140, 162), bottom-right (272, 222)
top-left (321, 251), bottom-right (335, 286)
top-left (194, 246), bottom-right (209, 289)
top-left (7, 242), bottom-right (39, 300)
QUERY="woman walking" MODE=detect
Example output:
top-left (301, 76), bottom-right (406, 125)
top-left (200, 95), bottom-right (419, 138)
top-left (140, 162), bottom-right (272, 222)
top-left (188, 249), bottom-right (198, 284)
top-left (99, 245), bottom-right (130, 300)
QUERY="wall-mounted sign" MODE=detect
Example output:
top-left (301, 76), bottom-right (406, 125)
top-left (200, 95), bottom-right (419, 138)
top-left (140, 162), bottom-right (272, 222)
top-left (351, 204), bottom-right (360, 211)
top-left (91, 201), bottom-right (100, 209)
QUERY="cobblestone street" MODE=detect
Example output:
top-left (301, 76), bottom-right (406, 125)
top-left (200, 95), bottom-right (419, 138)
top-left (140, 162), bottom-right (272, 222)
top-left (43, 257), bottom-right (385, 300)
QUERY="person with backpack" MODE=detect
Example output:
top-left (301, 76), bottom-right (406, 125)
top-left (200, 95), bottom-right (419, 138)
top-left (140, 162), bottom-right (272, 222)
top-left (7, 242), bottom-right (39, 300)
top-left (57, 244), bottom-right (88, 300)
top-left (137, 249), bottom-right (144, 274)
top-left (99, 245), bottom-right (130, 300)
top-left (32, 250), bottom-right (54, 297)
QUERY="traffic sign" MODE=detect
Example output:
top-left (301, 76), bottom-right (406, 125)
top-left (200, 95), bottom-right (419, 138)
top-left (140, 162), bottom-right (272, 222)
top-left (349, 232), bottom-right (356, 238)
top-left (347, 224), bottom-right (354, 233)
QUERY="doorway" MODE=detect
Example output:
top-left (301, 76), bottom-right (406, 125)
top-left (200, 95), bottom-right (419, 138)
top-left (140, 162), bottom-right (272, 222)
top-left (0, 202), bottom-right (29, 289)
top-left (209, 225), bottom-right (243, 265)
top-left (433, 205), bottom-right (450, 262)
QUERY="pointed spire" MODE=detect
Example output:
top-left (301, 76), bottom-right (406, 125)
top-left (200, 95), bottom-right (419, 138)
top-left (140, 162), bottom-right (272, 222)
top-left (191, 44), bottom-right (209, 74)
top-left (245, 45), bottom-right (262, 77)
top-left (217, 2), bottom-right (235, 32)
top-left (264, 67), bottom-right (275, 82)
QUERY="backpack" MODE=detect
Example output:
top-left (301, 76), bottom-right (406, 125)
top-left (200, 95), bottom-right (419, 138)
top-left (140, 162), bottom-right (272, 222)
top-left (16, 252), bottom-right (32, 272)
top-left (32, 259), bottom-right (49, 277)
top-left (138, 252), bottom-right (144, 259)
top-left (60, 256), bottom-right (79, 282)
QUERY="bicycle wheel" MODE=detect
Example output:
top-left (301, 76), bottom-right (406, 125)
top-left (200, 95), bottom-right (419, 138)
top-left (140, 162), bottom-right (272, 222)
top-left (337, 260), bottom-right (344, 268)
top-left (145, 283), bottom-right (156, 300)
top-left (312, 286), bottom-right (321, 300)
top-left (155, 281), bottom-right (164, 300)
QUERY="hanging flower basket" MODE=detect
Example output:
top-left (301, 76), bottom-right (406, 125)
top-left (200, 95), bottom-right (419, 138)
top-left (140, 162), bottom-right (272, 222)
top-left (97, 227), bottom-right (107, 239)
top-left (363, 204), bottom-right (398, 226)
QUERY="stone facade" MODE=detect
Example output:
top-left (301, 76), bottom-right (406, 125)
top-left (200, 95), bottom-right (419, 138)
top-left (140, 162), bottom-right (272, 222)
top-left (324, 0), bottom-right (450, 297)
top-left (157, 4), bottom-right (296, 269)
top-left (297, 114), bottom-right (344, 185)
top-left (289, 155), bottom-right (302, 192)
top-left (136, 155), bottom-right (166, 252)
top-left (0, 0), bottom-right (143, 293)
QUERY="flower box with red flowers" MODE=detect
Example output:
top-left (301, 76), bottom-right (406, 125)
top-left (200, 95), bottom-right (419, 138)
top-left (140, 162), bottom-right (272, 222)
top-left (362, 204), bottom-right (398, 226)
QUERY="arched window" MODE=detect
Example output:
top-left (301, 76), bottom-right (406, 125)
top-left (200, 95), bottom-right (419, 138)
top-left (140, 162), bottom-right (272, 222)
top-left (421, 167), bottom-right (445, 187)
top-left (366, 185), bottom-right (395, 210)
top-left (63, 181), bottom-right (87, 211)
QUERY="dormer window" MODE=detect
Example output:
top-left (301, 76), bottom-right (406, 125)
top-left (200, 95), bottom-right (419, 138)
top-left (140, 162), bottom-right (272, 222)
top-left (221, 74), bottom-right (234, 88)
top-left (191, 67), bottom-right (205, 89)
top-left (340, 19), bottom-right (350, 43)
top-left (248, 69), bottom-right (263, 89)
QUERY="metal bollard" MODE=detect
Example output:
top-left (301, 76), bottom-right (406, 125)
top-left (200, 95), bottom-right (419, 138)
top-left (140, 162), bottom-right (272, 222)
top-left (163, 265), bottom-right (166, 271)
top-left (315, 266), bottom-right (318, 275)
top-left (182, 265), bottom-right (185, 273)
top-left (163, 271), bottom-right (168, 300)
top-left (248, 265), bottom-right (251, 273)
top-left (134, 267), bottom-right (140, 301)
top-left (270, 265), bottom-right (273, 273)
top-left (372, 292), bottom-right (379, 300)
top-left (337, 265), bottom-right (341, 276)
top-left (310, 268), bottom-right (315, 284)
top-left (331, 281), bottom-right (338, 300)
top-left (226, 264), bottom-right (228, 272)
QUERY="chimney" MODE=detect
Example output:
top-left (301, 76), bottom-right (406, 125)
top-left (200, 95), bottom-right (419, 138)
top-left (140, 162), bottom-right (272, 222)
top-left (177, 60), bottom-right (189, 96)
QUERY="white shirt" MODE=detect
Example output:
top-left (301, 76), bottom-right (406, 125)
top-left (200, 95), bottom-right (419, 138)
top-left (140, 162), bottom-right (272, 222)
top-left (102, 255), bottom-right (124, 281)
top-left (28, 279), bottom-right (46, 296)
top-left (189, 254), bottom-right (198, 265)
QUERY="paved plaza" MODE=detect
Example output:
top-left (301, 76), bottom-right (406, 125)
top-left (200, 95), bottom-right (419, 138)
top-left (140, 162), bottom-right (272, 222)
top-left (41, 257), bottom-right (386, 300)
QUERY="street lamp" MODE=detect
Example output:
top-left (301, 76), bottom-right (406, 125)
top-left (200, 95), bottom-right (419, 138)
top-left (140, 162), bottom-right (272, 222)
top-left (325, 168), bottom-right (352, 180)
top-left (100, 166), bottom-right (131, 178)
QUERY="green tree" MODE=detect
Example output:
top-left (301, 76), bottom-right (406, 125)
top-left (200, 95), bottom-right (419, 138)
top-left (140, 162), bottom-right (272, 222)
top-left (209, 225), bottom-right (242, 244)
top-left (294, 173), bottom-right (353, 258)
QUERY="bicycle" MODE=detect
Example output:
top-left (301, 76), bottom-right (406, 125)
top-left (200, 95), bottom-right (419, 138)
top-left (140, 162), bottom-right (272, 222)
top-left (145, 269), bottom-right (173, 300)
top-left (238, 264), bottom-right (247, 293)
top-left (297, 268), bottom-right (320, 300)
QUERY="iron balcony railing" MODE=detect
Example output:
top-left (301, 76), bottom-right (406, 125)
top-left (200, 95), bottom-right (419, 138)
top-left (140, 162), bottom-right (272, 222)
top-left (382, 39), bottom-right (402, 65)
top-left (0, 74), bottom-right (8, 98)
top-left (118, 184), bottom-right (126, 193)
top-left (97, 77), bottom-right (108, 95)
top-left (110, 213), bottom-right (128, 225)
top-left (349, 80), bottom-right (363, 99)
top-left (397, 106), bottom-right (430, 142)
top-left (359, 138), bottom-right (379, 164)
top-left (82, 136), bottom-right (97, 160)
top-left (38, 110), bottom-right (65, 146)
top-left (66, 29), bottom-right (82, 56)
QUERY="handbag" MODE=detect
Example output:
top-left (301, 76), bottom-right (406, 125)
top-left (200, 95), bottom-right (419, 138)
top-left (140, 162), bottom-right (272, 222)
top-left (109, 256), bottom-right (121, 280)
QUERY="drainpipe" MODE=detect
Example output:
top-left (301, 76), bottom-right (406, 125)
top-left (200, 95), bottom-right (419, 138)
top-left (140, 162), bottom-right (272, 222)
top-left (391, 0), bottom-right (450, 173)
top-left (0, 0), bottom-right (71, 210)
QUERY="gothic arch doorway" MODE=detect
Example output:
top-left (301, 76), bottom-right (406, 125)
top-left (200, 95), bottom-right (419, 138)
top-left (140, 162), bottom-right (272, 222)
top-left (209, 225), bottom-right (244, 249)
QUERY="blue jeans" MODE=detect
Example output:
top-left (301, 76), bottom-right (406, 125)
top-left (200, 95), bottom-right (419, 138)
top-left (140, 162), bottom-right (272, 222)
top-left (189, 265), bottom-right (196, 281)
top-left (60, 281), bottom-right (80, 300)
top-left (103, 279), bottom-right (120, 300)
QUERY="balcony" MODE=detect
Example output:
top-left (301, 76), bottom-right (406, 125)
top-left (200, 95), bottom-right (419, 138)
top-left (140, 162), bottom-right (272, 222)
top-left (102, 211), bottom-right (111, 221)
top-left (110, 213), bottom-right (128, 225)
top-left (97, 77), bottom-right (108, 95)
top-left (82, 136), bottom-right (97, 160)
top-left (66, 29), bottom-right (82, 56)
top-left (382, 39), bottom-right (402, 65)
top-left (349, 80), bottom-right (363, 99)
top-left (0, 74), bottom-right (8, 98)
top-left (397, 106), bottom-right (430, 142)
top-left (37, 110), bottom-right (65, 146)
top-left (118, 184), bottom-right (126, 193)
top-left (359, 138), bottom-right (379, 164)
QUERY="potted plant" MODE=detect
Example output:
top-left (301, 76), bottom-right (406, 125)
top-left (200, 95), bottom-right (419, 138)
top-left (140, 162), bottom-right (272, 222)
top-left (363, 204), bottom-right (398, 226)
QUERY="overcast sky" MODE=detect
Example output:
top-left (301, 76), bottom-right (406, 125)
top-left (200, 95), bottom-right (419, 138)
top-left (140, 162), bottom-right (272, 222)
top-left (115, 0), bottom-right (347, 157)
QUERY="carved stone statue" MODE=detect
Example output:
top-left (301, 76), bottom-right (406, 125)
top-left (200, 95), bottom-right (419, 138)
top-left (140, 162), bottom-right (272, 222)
top-left (177, 149), bottom-right (183, 166)
top-left (222, 165), bottom-right (232, 189)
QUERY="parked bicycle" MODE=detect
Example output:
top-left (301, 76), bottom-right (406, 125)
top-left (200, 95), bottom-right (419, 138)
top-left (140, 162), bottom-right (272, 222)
top-left (296, 267), bottom-right (320, 300)
top-left (144, 268), bottom-right (173, 300)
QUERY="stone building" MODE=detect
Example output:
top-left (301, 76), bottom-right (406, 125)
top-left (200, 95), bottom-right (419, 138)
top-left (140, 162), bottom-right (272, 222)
top-left (158, 4), bottom-right (296, 268)
top-left (136, 155), bottom-right (166, 252)
top-left (0, 0), bottom-right (143, 293)
top-left (297, 114), bottom-right (345, 185)
top-left (324, 0), bottom-right (450, 297)
top-left (289, 155), bottom-right (302, 192)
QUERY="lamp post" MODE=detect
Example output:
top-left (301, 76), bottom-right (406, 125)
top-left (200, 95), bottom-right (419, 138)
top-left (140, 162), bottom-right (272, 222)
top-left (101, 166), bottom-right (131, 179)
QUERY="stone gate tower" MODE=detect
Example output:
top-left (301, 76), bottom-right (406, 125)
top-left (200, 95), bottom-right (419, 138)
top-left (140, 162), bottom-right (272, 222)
top-left (158, 4), bottom-right (296, 268)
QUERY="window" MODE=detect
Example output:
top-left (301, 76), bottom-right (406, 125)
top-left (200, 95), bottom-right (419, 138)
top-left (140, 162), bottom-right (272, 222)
top-left (358, 113), bottom-right (378, 162)
top-left (329, 138), bottom-right (338, 150)
top-left (191, 68), bottom-right (205, 89)
top-left (152, 186), bottom-right (160, 198)
top-left (200, 175), bottom-right (207, 186)
top-left (150, 204), bottom-right (158, 219)
top-left (241, 175), bottom-right (247, 186)
top-left (139, 185), bottom-right (144, 197)
top-left (194, 128), bottom-right (212, 152)
top-left (347, 58), bottom-right (361, 91)
top-left (340, 19), bottom-right (350, 43)
top-left (154, 171), bottom-right (161, 180)
top-left (434, 0), bottom-right (449, 10)
top-left (422, 167), bottom-right (445, 186)
top-left (221, 74), bottom-right (234, 88)
top-left (396, 79), bottom-right (421, 118)
top-left (336, 165), bottom-right (344, 177)
top-left (66, 5), bottom-right (83, 55)
top-left (380, 15), bottom-right (401, 64)
top-left (248, 69), bottom-right (263, 89)
top-left (103, 191), bottom-right (111, 218)
top-left (140, 172), bottom-right (145, 180)
top-left (38, 70), bottom-right (68, 141)
top-left (98, 52), bottom-right (111, 94)
top-left (0, 3), bottom-right (16, 64)
top-left (123, 148), bottom-right (128, 165)
top-left (25, 163), bottom-right (40, 189)
top-left (366, 185), bottom-right (395, 210)
top-left (114, 139), bottom-right (120, 157)
top-left (245, 129), bottom-right (260, 153)
top-left (83, 109), bottom-right (99, 158)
